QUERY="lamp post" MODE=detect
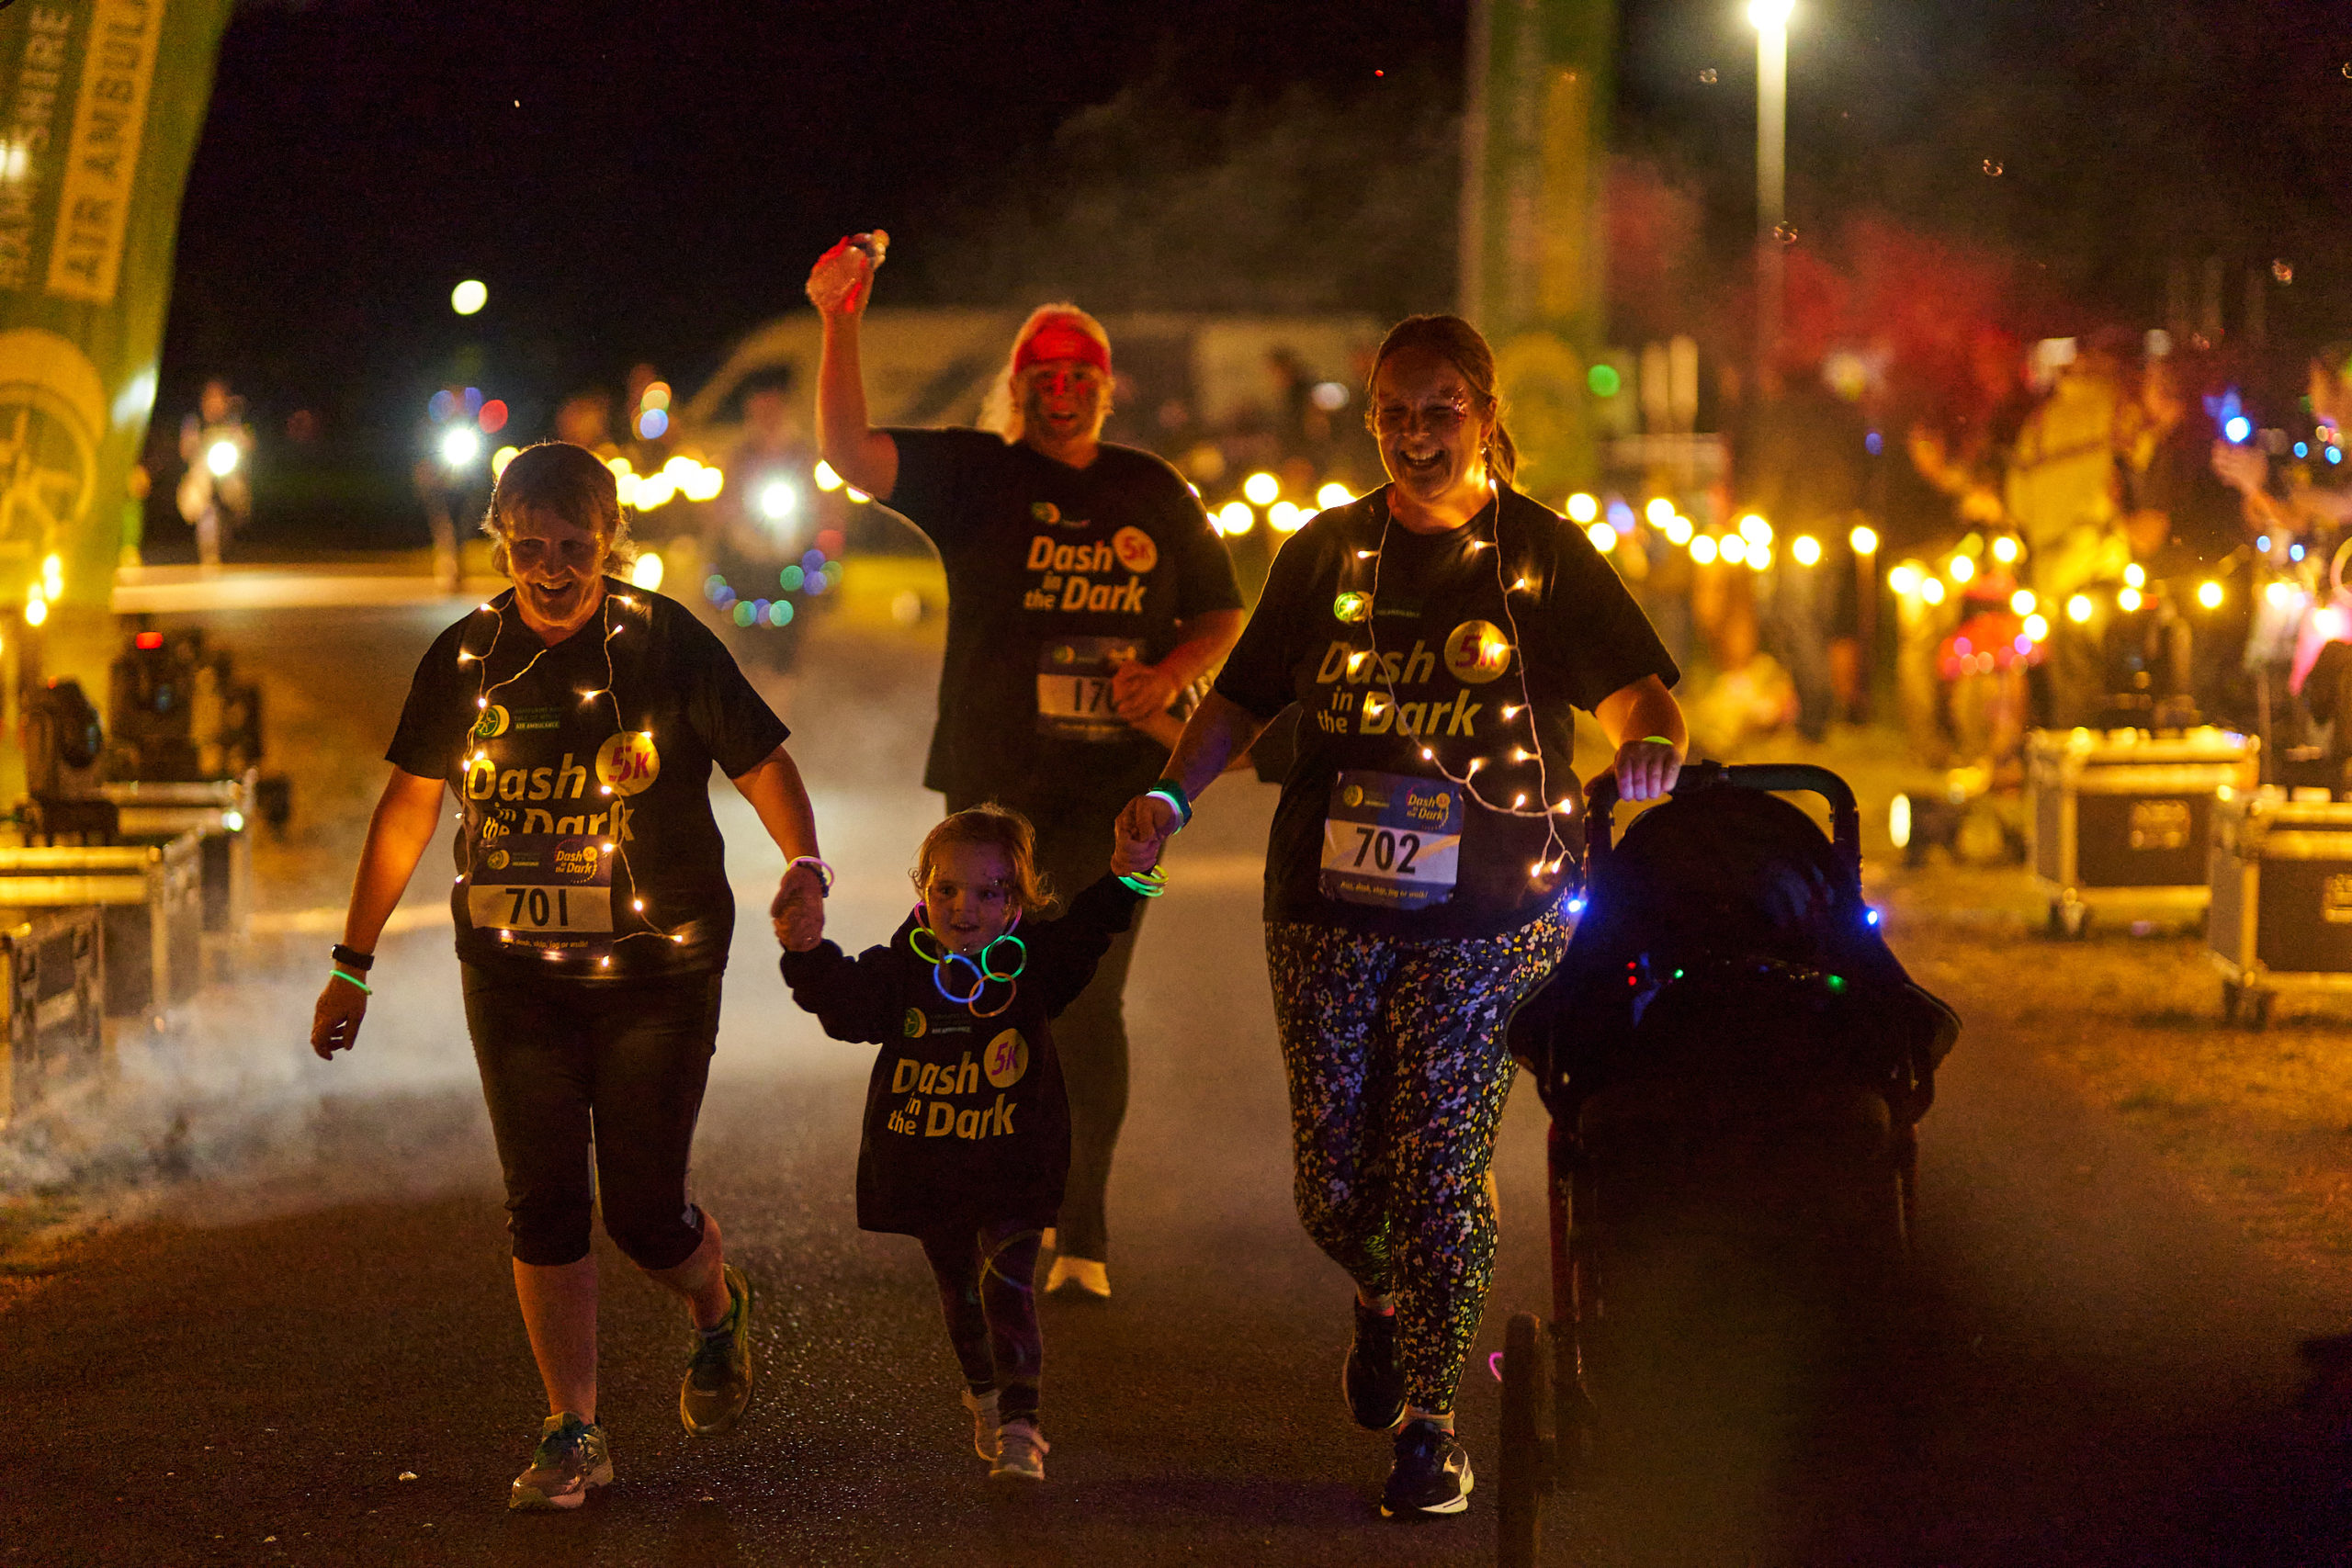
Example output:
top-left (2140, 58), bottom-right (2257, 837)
top-left (1749, 0), bottom-right (1792, 377)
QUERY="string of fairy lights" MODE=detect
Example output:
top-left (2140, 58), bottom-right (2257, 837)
top-left (453, 587), bottom-right (686, 967)
top-left (1341, 489), bottom-right (1577, 885)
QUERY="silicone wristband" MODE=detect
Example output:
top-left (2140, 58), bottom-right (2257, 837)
top-left (786, 856), bottom-right (835, 896)
top-left (330, 969), bottom-right (373, 995)
top-left (330, 943), bottom-right (375, 973)
top-left (1637, 736), bottom-right (1677, 748)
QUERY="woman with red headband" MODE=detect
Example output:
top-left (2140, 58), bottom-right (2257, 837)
top-left (808, 236), bottom-right (1246, 1301)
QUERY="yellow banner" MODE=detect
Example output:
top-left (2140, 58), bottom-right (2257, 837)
top-left (44, 0), bottom-right (163, 303)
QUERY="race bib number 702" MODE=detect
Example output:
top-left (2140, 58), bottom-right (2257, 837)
top-left (1318, 771), bottom-right (1463, 911)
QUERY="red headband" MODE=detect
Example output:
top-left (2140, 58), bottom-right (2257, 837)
top-left (1013, 316), bottom-right (1111, 377)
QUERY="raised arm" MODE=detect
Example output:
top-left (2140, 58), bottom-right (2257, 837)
top-left (311, 766), bottom-right (447, 1058)
top-left (808, 239), bottom-right (900, 500)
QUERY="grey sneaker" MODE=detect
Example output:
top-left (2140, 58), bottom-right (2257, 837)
top-left (961, 1387), bottom-right (1001, 1461)
top-left (680, 1263), bottom-right (754, 1437)
top-left (508, 1413), bottom-right (612, 1511)
top-left (989, 1417), bottom-right (1049, 1483)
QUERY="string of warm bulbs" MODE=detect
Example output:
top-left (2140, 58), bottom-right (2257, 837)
top-left (455, 589), bottom-right (684, 967)
top-left (1349, 492), bottom-right (1575, 884)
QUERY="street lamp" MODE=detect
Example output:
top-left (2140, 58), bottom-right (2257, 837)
top-left (1749, 0), bottom-right (1792, 374)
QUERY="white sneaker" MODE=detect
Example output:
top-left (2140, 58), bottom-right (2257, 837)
top-left (960, 1388), bottom-right (1001, 1461)
top-left (990, 1417), bottom-right (1049, 1483)
top-left (1045, 1256), bottom-right (1110, 1299)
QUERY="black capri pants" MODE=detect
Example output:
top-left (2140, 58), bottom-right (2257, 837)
top-left (462, 964), bottom-right (724, 1269)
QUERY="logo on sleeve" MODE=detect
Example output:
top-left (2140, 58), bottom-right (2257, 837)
top-left (1442, 620), bottom-right (1512, 684)
top-left (595, 732), bottom-right (662, 796)
top-left (1110, 525), bottom-right (1159, 574)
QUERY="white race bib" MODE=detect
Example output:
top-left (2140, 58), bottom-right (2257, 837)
top-left (1318, 771), bottom-right (1463, 911)
top-left (466, 832), bottom-right (615, 939)
top-left (1035, 636), bottom-right (1142, 742)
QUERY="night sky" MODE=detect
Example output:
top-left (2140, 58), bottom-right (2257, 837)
top-left (153, 0), bottom-right (2351, 542)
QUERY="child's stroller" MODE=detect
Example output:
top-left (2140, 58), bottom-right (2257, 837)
top-left (1493, 761), bottom-right (1959, 1567)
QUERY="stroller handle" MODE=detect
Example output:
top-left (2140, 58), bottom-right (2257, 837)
top-left (1583, 761), bottom-right (1863, 885)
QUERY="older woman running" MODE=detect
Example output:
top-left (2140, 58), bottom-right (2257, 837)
top-left (311, 441), bottom-right (830, 1510)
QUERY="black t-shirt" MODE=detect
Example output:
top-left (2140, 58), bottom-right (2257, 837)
top-left (386, 582), bottom-right (790, 979)
top-left (778, 874), bottom-right (1141, 1235)
top-left (1215, 486), bottom-right (1679, 940)
top-left (881, 426), bottom-right (1243, 813)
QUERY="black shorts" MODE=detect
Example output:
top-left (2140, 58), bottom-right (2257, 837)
top-left (462, 964), bottom-right (724, 1269)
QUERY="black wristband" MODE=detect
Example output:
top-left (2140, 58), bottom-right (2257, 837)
top-left (330, 943), bottom-right (376, 973)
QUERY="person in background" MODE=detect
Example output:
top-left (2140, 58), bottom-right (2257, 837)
top-left (177, 378), bottom-right (252, 569)
top-left (808, 233), bottom-right (1246, 1301)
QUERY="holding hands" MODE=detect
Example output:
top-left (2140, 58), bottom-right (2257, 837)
top-left (1112, 793), bottom-right (1179, 877)
top-left (772, 858), bottom-right (831, 953)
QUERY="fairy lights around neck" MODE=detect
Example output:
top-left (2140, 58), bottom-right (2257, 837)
top-left (1348, 491), bottom-right (1575, 884)
top-left (455, 585), bottom-right (686, 964)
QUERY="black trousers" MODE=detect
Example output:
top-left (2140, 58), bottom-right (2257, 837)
top-left (918, 1219), bottom-right (1046, 1423)
top-left (462, 964), bottom-right (723, 1269)
top-left (947, 790), bottom-right (1144, 1264)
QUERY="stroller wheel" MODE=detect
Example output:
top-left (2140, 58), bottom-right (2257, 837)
top-left (1498, 1313), bottom-right (1554, 1568)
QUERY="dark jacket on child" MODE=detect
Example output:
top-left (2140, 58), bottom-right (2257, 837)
top-left (779, 874), bottom-right (1142, 1237)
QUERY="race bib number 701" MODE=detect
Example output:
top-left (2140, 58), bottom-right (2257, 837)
top-left (466, 833), bottom-right (615, 937)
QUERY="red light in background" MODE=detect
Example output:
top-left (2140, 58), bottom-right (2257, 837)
top-left (815, 528), bottom-right (844, 557)
top-left (135, 631), bottom-right (163, 649)
top-left (479, 400), bottom-right (508, 434)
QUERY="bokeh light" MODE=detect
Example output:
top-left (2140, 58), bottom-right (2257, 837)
top-left (630, 552), bottom-right (665, 592)
top-left (450, 279), bottom-right (487, 315)
top-left (1316, 481), bottom-right (1354, 510)
top-left (758, 479), bottom-right (797, 522)
top-left (1566, 492), bottom-right (1599, 525)
top-left (440, 426), bottom-right (480, 468)
top-left (1216, 501), bottom-right (1254, 536)
top-left (1588, 522), bottom-right (1615, 553)
top-left (1243, 471), bottom-right (1281, 506)
top-left (1791, 535), bottom-right (1822, 566)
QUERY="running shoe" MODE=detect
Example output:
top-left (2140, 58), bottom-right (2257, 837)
top-left (1379, 1419), bottom-right (1474, 1518)
top-left (680, 1262), bottom-right (754, 1437)
top-left (990, 1417), bottom-right (1049, 1483)
top-left (961, 1387), bottom-right (1001, 1461)
top-left (1342, 1298), bottom-right (1406, 1430)
top-left (508, 1413), bottom-right (612, 1511)
top-left (1045, 1256), bottom-right (1110, 1299)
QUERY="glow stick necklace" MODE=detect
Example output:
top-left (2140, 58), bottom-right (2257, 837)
top-left (1346, 487), bottom-right (1574, 881)
top-left (907, 907), bottom-right (1026, 1017)
top-left (454, 584), bottom-right (687, 966)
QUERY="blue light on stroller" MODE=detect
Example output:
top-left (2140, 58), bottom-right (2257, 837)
top-left (1567, 896), bottom-right (1588, 915)
top-left (1866, 908), bottom-right (1881, 926)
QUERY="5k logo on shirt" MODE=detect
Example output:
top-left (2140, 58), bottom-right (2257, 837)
top-left (1021, 523), bottom-right (1158, 614)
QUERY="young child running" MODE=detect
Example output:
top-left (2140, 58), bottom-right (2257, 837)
top-left (777, 805), bottom-right (1152, 1482)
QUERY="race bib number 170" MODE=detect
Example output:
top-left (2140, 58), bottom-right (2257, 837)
top-left (1319, 771), bottom-right (1463, 911)
top-left (1035, 635), bottom-right (1143, 743)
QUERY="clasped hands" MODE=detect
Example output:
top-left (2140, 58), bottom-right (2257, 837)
top-left (770, 859), bottom-right (830, 953)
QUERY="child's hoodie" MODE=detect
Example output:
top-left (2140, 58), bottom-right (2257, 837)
top-left (781, 873), bottom-right (1141, 1235)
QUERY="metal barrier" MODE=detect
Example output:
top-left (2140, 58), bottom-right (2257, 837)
top-left (0, 906), bottom-right (105, 1129)
top-left (92, 771), bottom-right (256, 940)
top-left (0, 833), bottom-right (204, 1019)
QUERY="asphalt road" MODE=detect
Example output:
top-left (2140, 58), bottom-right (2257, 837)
top-left (3, 601), bottom-right (2349, 1566)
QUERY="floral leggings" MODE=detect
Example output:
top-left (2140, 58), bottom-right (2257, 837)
top-left (1266, 910), bottom-right (1568, 1416)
